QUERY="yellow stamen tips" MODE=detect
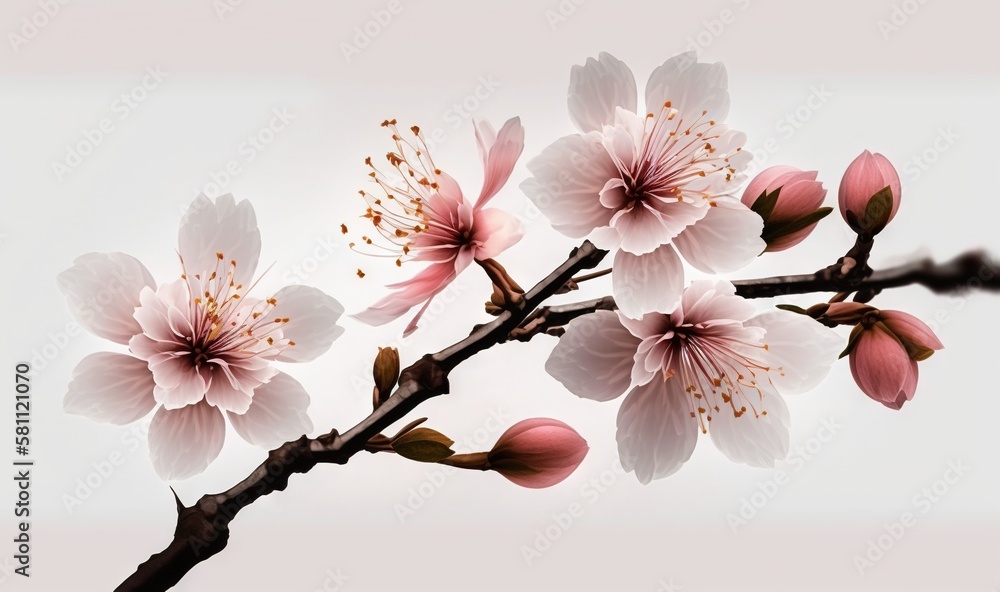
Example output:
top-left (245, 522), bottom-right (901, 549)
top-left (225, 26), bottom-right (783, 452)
top-left (216, 252), bottom-right (224, 260)
top-left (664, 101), bottom-right (672, 108)
top-left (349, 242), bottom-right (356, 248)
top-left (763, 344), bottom-right (770, 350)
top-left (231, 260), bottom-right (236, 267)
top-left (266, 298), bottom-right (277, 306)
top-left (209, 271), bottom-right (217, 280)
top-left (252, 312), bottom-right (261, 319)
top-left (402, 244), bottom-right (410, 255)
top-left (395, 229), bottom-right (408, 238)
top-left (341, 224), bottom-right (348, 234)
top-left (365, 156), bottom-right (373, 166)
top-left (698, 407), bottom-right (706, 414)
top-left (395, 258), bottom-right (402, 267)
top-left (647, 113), bottom-right (655, 119)
top-left (702, 110), bottom-right (708, 116)
top-left (267, 337), bottom-right (274, 345)
top-left (288, 340), bottom-right (296, 346)
top-left (231, 294), bottom-right (240, 299)
top-left (434, 168), bottom-right (441, 175)
top-left (761, 410), bottom-right (768, 416)
top-left (194, 298), bottom-right (202, 304)
top-left (357, 269), bottom-right (366, 278)
top-left (410, 125), bottom-right (420, 135)
top-left (274, 318), bottom-right (282, 324)
top-left (698, 171), bottom-right (706, 177)
top-left (195, 274), bottom-right (201, 280)
top-left (709, 201), bottom-right (718, 207)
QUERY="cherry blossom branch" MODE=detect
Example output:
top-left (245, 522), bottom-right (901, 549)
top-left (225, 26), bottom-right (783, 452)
top-left (512, 250), bottom-right (1000, 337)
top-left (114, 241), bottom-right (608, 592)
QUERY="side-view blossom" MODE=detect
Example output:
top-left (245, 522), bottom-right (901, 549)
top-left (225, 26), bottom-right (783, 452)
top-left (59, 194), bottom-right (345, 480)
top-left (487, 418), bottom-right (589, 489)
top-left (545, 280), bottom-right (841, 483)
top-left (350, 117), bottom-right (525, 335)
top-left (741, 165), bottom-right (831, 252)
top-left (842, 307), bottom-right (943, 409)
top-left (522, 51), bottom-right (764, 318)
top-left (838, 149), bottom-right (901, 235)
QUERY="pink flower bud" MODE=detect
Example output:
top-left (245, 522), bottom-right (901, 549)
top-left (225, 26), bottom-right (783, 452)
top-left (847, 310), bottom-right (942, 410)
top-left (487, 418), bottom-right (588, 489)
top-left (741, 166), bottom-right (830, 252)
top-left (838, 150), bottom-right (901, 235)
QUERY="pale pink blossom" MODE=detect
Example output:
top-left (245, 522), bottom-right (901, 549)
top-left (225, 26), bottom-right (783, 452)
top-left (838, 150), bottom-right (901, 234)
top-left (351, 118), bottom-right (525, 335)
top-left (522, 52), bottom-right (764, 318)
top-left (741, 165), bottom-right (830, 252)
top-left (546, 281), bottom-right (840, 483)
top-left (59, 194), bottom-right (344, 480)
top-left (848, 309), bottom-right (943, 410)
top-left (487, 418), bottom-right (589, 489)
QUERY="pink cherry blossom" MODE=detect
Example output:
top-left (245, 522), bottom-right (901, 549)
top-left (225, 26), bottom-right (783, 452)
top-left (59, 194), bottom-right (344, 480)
top-left (351, 117), bottom-right (525, 335)
top-left (741, 165), bottom-right (829, 252)
top-left (487, 418), bottom-right (589, 489)
top-left (545, 281), bottom-right (841, 483)
top-left (848, 309), bottom-right (943, 410)
top-left (522, 52), bottom-right (764, 318)
top-left (838, 150), bottom-right (901, 234)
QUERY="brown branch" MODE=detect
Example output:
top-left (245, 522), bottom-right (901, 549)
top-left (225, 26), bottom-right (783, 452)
top-left (114, 241), bottom-right (608, 592)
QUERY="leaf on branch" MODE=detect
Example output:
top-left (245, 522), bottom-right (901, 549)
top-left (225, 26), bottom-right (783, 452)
top-left (391, 427), bottom-right (456, 462)
top-left (775, 304), bottom-right (809, 315)
top-left (750, 188), bottom-right (781, 220)
top-left (861, 186), bottom-right (894, 232)
top-left (761, 207), bottom-right (833, 242)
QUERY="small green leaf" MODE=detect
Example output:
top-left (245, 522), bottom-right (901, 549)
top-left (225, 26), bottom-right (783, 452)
top-left (861, 186), bottom-right (894, 233)
top-left (392, 428), bottom-right (455, 463)
top-left (750, 187), bottom-right (781, 221)
top-left (776, 304), bottom-right (809, 315)
top-left (761, 207), bottom-right (833, 242)
top-left (839, 324), bottom-right (866, 359)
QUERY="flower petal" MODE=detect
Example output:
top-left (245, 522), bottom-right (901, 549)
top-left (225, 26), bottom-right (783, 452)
top-left (520, 133), bottom-right (619, 238)
top-left (611, 198), bottom-right (707, 256)
top-left (148, 354), bottom-right (208, 409)
top-left (178, 194), bottom-right (261, 288)
top-left (747, 309), bottom-right (841, 395)
top-left (709, 389), bottom-right (790, 468)
top-left (616, 378), bottom-right (699, 484)
top-left (471, 207), bottom-right (524, 260)
top-left (148, 401), bottom-right (226, 480)
top-left (545, 310), bottom-right (640, 402)
top-left (64, 353), bottom-right (156, 425)
top-left (352, 261), bottom-right (458, 328)
top-left (56, 252), bottom-right (156, 344)
top-left (265, 286), bottom-right (345, 363)
top-left (475, 117), bottom-right (525, 208)
top-left (645, 52), bottom-right (730, 123)
top-left (672, 199), bottom-right (765, 273)
top-left (612, 245), bottom-right (684, 319)
top-left (203, 371), bottom-right (254, 414)
top-left (568, 52), bottom-right (638, 133)
top-left (227, 371), bottom-right (313, 449)
top-left (879, 310), bottom-right (944, 352)
top-left (849, 326), bottom-right (912, 405)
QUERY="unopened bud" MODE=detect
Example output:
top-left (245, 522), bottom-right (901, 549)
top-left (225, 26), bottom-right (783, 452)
top-left (487, 418), bottom-right (588, 489)
top-left (372, 346), bottom-right (400, 408)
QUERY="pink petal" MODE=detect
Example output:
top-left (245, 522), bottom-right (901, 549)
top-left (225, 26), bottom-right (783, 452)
top-left (474, 117), bottom-right (525, 208)
top-left (680, 280), bottom-right (757, 325)
top-left (849, 326), bottom-right (913, 405)
top-left (520, 133), bottom-right (619, 238)
top-left (471, 208), bottom-right (524, 260)
top-left (879, 310), bottom-right (944, 351)
top-left (265, 285), bottom-right (345, 363)
top-left (746, 309), bottom-right (841, 395)
top-left (645, 52), bottom-right (730, 124)
top-left (178, 194), bottom-right (261, 288)
top-left (203, 370), bottom-right (254, 414)
top-left (148, 353), bottom-right (208, 409)
top-left (65, 353), bottom-right (156, 425)
top-left (56, 252), bottom-right (156, 344)
top-left (838, 150), bottom-right (901, 226)
top-left (568, 52), bottom-right (638, 133)
top-left (709, 388), bottom-right (790, 468)
top-left (672, 199), bottom-right (765, 273)
top-left (616, 378), bottom-right (699, 484)
top-left (611, 198), bottom-right (707, 256)
top-left (612, 245), bottom-right (684, 319)
top-left (227, 371), bottom-right (313, 449)
top-left (741, 165), bottom-right (807, 207)
top-left (769, 179), bottom-right (827, 221)
top-left (545, 310), bottom-right (641, 402)
top-left (148, 401), bottom-right (226, 480)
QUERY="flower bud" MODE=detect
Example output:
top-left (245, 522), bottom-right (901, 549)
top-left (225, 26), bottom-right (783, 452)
top-left (821, 302), bottom-right (878, 325)
top-left (844, 309), bottom-right (942, 410)
top-left (487, 418), bottom-right (588, 489)
top-left (742, 165), bottom-right (831, 252)
top-left (838, 150), bottom-right (901, 235)
top-left (372, 347), bottom-right (399, 408)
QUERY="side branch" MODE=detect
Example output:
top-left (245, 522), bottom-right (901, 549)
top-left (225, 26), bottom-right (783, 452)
top-left (115, 241), bottom-right (607, 592)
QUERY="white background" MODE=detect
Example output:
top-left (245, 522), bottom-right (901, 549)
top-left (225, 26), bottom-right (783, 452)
top-left (1, 0), bottom-right (998, 590)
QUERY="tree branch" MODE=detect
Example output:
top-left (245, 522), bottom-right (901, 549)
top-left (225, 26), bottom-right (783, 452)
top-left (115, 241), bottom-right (608, 592)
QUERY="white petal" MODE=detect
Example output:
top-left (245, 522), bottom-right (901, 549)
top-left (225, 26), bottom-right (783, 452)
top-left (709, 389), bottom-right (790, 468)
top-left (265, 286), bottom-right (345, 363)
top-left (645, 52), bottom-right (730, 123)
top-left (56, 253), bottom-right (156, 344)
top-left (612, 245), bottom-right (684, 319)
top-left (65, 353), bottom-right (156, 424)
top-left (178, 194), bottom-right (261, 287)
top-left (672, 199), bottom-right (764, 274)
top-left (680, 279), bottom-right (757, 325)
top-left (228, 371), bottom-right (313, 449)
top-left (616, 378), bottom-right (699, 484)
top-left (520, 133), bottom-right (618, 238)
top-left (747, 310), bottom-right (842, 395)
top-left (204, 372), bottom-right (253, 414)
top-left (545, 310), bottom-right (640, 402)
top-left (568, 52), bottom-right (638, 133)
top-left (148, 401), bottom-right (226, 480)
